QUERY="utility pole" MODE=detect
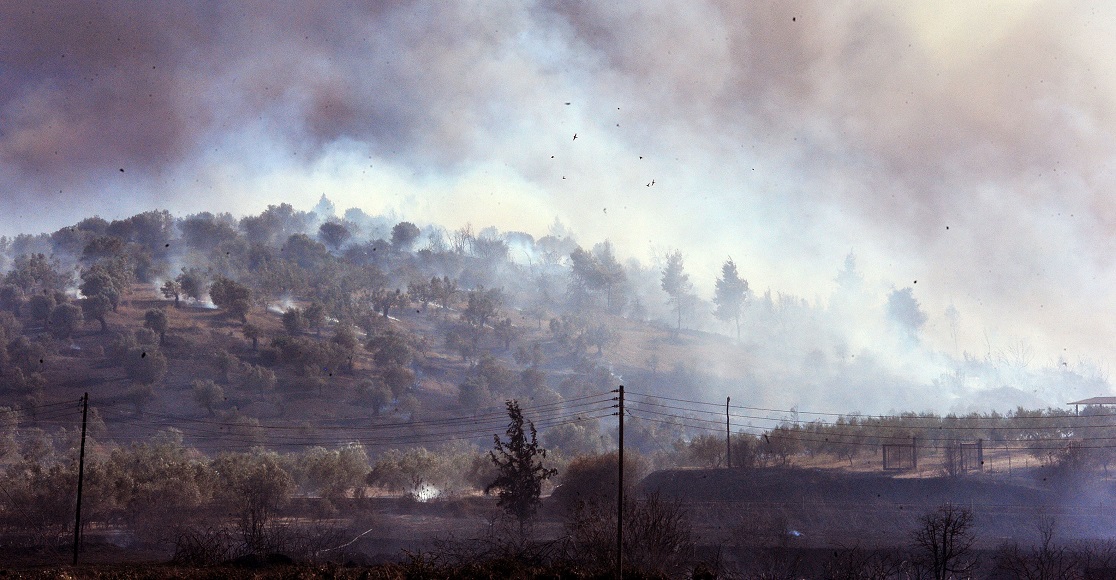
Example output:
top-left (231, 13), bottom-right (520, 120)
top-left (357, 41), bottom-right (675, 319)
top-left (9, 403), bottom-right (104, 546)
top-left (616, 384), bottom-right (624, 580)
top-left (73, 392), bottom-right (89, 566)
top-left (726, 396), bottom-right (731, 469)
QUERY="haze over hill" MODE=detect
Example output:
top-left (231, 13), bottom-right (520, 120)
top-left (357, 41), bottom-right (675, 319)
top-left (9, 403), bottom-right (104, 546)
top-left (4, 2), bottom-right (1116, 415)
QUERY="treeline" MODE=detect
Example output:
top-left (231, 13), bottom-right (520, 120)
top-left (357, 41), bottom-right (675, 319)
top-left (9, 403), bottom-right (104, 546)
top-left (656, 404), bottom-right (1116, 476)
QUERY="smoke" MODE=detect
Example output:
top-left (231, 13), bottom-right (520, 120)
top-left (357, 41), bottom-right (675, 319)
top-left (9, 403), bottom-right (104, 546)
top-left (3, 1), bottom-right (1116, 381)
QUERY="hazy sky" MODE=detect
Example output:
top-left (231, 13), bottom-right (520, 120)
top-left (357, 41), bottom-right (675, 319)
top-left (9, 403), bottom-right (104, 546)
top-left (3, 1), bottom-right (1116, 373)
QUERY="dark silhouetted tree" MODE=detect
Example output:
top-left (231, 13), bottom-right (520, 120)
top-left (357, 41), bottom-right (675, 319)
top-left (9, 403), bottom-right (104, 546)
top-left (318, 221), bottom-right (351, 251)
top-left (485, 400), bottom-right (557, 532)
top-left (210, 277), bottom-right (252, 322)
top-left (391, 221), bottom-right (421, 250)
top-left (911, 503), bottom-right (977, 580)
top-left (568, 247), bottom-right (603, 308)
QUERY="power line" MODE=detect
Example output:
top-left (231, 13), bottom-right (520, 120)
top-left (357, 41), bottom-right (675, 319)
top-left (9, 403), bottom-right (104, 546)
top-left (625, 389), bottom-right (1116, 422)
top-left (629, 397), bottom-right (1116, 432)
top-left (97, 390), bottom-right (615, 432)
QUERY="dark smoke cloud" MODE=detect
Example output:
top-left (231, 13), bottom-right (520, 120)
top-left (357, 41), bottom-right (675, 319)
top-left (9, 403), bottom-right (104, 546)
top-left (2, 1), bottom-right (1115, 373)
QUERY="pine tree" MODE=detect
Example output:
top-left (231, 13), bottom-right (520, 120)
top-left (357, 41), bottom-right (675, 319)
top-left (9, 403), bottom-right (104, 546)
top-left (660, 250), bottom-right (693, 332)
top-left (713, 258), bottom-right (748, 340)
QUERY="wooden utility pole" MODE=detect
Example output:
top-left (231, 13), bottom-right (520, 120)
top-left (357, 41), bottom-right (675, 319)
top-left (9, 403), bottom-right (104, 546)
top-left (73, 393), bottom-right (89, 566)
top-left (726, 396), bottom-right (731, 469)
top-left (616, 384), bottom-right (624, 580)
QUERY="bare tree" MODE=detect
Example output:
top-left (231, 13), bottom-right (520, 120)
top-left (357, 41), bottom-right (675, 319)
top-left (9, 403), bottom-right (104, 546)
top-left (911, 503), bottom-right (978, 580)
top-left (993, 517), bottom-right (1076, 580)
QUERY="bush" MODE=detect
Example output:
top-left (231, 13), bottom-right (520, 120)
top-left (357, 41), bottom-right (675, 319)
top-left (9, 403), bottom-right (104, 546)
top-left (552, 451), bottom-right (648, 514)
top-left (564, 491), bottom-right (694, 576)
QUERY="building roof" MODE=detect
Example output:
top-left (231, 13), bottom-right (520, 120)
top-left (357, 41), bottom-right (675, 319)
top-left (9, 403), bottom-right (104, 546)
top-left (1067, 397), bottom-right (1116, 406)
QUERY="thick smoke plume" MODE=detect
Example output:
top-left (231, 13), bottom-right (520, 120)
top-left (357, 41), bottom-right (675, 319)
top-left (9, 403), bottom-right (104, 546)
top-left (3, 2), bottom-right (1116, 381)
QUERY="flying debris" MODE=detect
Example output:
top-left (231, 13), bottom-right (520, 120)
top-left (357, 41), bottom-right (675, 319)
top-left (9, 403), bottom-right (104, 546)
top-left (572, 133), bottom-right (577, 141)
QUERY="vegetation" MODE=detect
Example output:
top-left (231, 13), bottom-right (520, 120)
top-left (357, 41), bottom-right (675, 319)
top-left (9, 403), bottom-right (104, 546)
top-left (484, 400), bottom-right (556, 529)
top-left (0, 202), bottom-right (1111, 574)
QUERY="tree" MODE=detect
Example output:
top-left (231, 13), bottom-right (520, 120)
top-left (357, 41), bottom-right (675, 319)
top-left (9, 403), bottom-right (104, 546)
top-left (48, 303), bottom-right (83, 340)
top-left (359, 378), bottom-right (393, 415)
top-left (143, 308), bottom-right (168, 344)
top-left (485, 400), bottom-right (557, 531)
top-left (79, 269), bottom-right (119, 314)
top-left (124, 347), bottom-right (167, 387)
top-left (911, 503), bottom-right (977, 580)
top-left (331, 324), bottom-right (359, 372)
top-left (594, 240), bottom-right (627, 312)
top-left (282, 308), bottom-right (306, 335)
top-left (0, 285), bottom-right (24, 316)
top-left (430, 276), bottom-right (457, 319)
top-left (381, 364), bottom-right (415, 398)
top-left (81, 294), bottom-right (112, 332)
top-left (888, 287), bottom-right (927, 344)
top-left (407, 279), bottom-right (432, 312)
top-left (993, 517), bottom-right (1075, 580)
top-left (193, 379), bottom-right (224, 416)
top-left (304, 302), bottom-right (325, 335)
top-left (242, 323), bottom-right (260, 351)
top-left (179, 211), bottom-right (239, 252)
top-left (391, 221), bottom-right (421, 250)
top-left (209, 277), bottom-right (252, 322)
top-left (160, 279), bottom-right (182, 307)
top-left (27, 294), bottom-right (55, 325)
top-left (212, 451), bottom-right (294, 553)
top-left (713, 258), bottom-right (749, 340)
top-left (373, 288), bottom-right (405, 318)
top-left (241, 364), bottom-right (276, 392)
top-left (463, 286), bottom-right (502, 328)
top-left (318, 221), bottom-right (351, 251)
top-left (584, 323), bottom-right (618, 355)
top-left (568, 247), bottom-right (604, 308)
top-left (4, 253), bottom-right (72, 294)
top-left (660, 250), bottom-right (693, 332)
top-left (493, 317), bottom-right (516, 350)
top-left (176, 269), bottom-right (206, 302)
